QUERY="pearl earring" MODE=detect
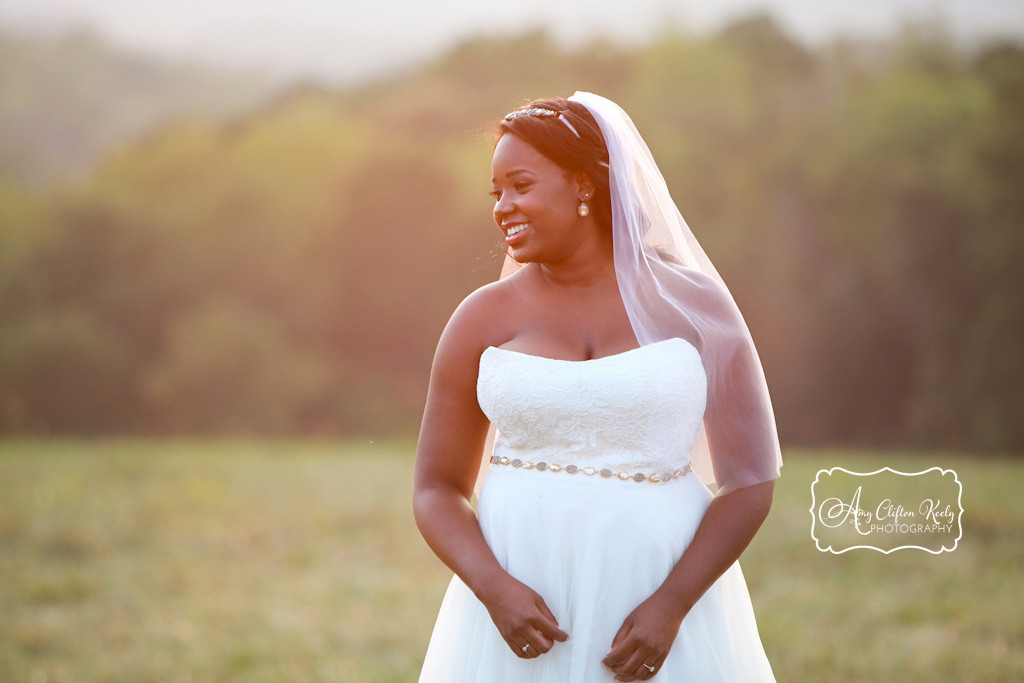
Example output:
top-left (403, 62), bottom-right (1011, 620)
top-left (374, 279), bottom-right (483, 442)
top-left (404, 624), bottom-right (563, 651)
top-left (578, 201), bottom-right (590, 218)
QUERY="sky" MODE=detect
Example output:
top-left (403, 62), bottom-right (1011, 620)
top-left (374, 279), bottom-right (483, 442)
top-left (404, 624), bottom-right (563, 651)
top-left (1, 0), bottom-right (1022, 84)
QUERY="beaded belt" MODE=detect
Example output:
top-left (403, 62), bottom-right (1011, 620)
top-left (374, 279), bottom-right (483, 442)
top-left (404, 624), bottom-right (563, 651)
top-left (488, 455), bottom-right (692, 484)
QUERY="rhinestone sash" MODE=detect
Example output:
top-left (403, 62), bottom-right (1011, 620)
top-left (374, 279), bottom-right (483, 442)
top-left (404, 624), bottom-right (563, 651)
top-left (488, 455), bottom-right (693, 484)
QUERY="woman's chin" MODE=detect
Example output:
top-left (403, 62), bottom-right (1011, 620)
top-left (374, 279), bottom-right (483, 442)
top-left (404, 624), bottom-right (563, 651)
top-left (507, 246), bottom-right (537, 264)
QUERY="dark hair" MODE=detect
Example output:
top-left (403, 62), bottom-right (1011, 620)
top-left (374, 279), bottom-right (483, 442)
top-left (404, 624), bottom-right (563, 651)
top-left (497, 98), bottom-right (612, 233)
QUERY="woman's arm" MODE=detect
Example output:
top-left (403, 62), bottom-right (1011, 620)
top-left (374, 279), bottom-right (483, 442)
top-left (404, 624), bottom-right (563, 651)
top-left (653, 480), bottom-right (774, 614)
top-left (602, 481), bottom-right (774, 681)
top-left (413, 291), bottom-right (568, 658)
top-left (605, 275), bottom-right (780, 681)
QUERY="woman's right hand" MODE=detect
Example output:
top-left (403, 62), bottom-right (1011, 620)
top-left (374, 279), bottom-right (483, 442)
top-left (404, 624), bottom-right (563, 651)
top-left (413, 290), bottom-right (567, 659)
top-left (478, 574), bottom-right (569, 658)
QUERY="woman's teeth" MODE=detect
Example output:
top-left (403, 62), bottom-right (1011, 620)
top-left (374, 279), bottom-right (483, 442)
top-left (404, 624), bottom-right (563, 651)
top-left (506, 224), bottom-right (528, 237)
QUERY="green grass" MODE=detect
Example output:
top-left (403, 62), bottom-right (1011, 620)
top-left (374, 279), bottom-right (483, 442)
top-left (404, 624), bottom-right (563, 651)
top-left (0, 440), bottom-right (1020, 682)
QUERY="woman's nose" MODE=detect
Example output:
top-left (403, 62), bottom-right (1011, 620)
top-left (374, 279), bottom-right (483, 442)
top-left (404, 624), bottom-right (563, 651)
top-left (493, 194), bottom-right (514, 219)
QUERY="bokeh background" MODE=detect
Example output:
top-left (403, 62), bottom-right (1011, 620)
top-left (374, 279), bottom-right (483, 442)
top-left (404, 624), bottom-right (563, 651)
top-left (1, 1), bottom-right (1022, 681)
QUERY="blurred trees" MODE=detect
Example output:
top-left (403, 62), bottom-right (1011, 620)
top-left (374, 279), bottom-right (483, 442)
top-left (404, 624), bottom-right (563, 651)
top-left (0, 30), bottom-right (274, 188)
top-left (0, 16), bottom-right (1021, 450)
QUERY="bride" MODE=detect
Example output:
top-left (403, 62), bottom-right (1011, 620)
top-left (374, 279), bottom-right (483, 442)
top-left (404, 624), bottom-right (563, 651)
top-left (413, 92), bottom-right (782, 682)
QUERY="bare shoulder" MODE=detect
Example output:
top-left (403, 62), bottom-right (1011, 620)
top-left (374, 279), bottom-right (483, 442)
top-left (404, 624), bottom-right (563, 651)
top-left (444, 278), bottom-right (516, 346)
top-left (431, 272), bottom-right (524, 374)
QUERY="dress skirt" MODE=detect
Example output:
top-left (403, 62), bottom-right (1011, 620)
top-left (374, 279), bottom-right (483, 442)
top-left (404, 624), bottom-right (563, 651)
top-left (418, 467), bottom-right (776, 682)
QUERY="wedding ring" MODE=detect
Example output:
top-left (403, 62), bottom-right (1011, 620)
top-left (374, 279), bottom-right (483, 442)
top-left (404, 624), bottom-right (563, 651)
top-left (522, 643), bottom-right (531, 652)
top-left (643, 663), bottom-right (655, 672)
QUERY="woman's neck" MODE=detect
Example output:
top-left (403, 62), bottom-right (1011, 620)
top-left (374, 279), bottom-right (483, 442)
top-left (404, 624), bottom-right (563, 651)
top-left (535, 228), bottom-right (616, 289)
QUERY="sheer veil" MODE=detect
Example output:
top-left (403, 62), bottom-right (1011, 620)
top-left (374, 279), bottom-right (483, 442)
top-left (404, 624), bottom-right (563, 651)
top-left (477, 91), bottom-right (782, 497)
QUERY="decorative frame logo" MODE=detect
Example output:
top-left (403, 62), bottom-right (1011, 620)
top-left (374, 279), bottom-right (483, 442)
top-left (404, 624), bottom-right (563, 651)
top-left (810, 467), bottom-right (963, 554)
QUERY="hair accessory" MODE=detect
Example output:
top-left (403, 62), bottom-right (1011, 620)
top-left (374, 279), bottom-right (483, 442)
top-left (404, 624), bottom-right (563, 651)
top-left (504, 107), bottom-right (557, 120)
top-left (578, 201), bottom-right (590, 218)
top-left (503, 107), bottom-right (582, 139)
top-left (558, 113), bottom-right (580, 138)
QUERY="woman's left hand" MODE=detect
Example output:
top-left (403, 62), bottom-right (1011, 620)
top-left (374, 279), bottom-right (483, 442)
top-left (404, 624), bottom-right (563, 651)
top-left (601, 593), bottom-right (687, 681)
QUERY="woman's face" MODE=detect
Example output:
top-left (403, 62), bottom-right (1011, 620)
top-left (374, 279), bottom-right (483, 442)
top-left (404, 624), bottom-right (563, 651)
top-left (490, 133), bottom-right (586, 264)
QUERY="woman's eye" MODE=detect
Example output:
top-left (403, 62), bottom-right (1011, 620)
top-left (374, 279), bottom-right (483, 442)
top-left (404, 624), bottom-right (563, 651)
top-left (490, 181), bottom-right (530, 201)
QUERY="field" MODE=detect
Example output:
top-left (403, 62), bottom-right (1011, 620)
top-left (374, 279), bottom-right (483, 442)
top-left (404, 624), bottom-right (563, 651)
top-left (0, 440), bottom-right (1020, 682)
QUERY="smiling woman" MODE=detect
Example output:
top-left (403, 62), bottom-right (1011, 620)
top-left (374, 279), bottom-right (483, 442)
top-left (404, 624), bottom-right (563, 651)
top-left (491, 133), bottom-right (596, 264)
top-left (413, 92), bottom-right (782, 682)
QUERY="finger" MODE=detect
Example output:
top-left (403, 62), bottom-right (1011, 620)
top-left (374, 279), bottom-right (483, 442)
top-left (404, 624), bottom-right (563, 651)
top-left (521, 627), bottom-right (554, 658)
top-left (534, 598), bottom-right (569, 642)
top-left (614, 668), bottom-right (640, 683)
top-left (612, 649), bottom-right (648, 679)
top-left (509, 637), bottom-right (536, 659)
top-left (602, 621), bottom-right (633, 666)
top-left (636, 659), bottom-right (658, 680)
top-left (524, 628), bottom-right (554, 654)
top-left (530, 616), bottom-right (565, 646)
top-left (639, 652), bottom-right (668, 679)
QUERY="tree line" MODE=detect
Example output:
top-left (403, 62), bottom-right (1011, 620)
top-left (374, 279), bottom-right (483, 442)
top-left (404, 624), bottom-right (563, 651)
top-left (1, 15), bottom-right (1021, 451)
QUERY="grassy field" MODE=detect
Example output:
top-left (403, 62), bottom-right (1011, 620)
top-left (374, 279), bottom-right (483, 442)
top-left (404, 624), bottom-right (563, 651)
top-left (0, 440), bottom-right (1020, 682)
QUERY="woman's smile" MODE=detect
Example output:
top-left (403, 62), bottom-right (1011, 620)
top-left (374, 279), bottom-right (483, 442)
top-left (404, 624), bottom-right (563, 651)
top-left (491, 133), bottom-right (581, 262)
top-left (502, 221), bottom-right (531, 245)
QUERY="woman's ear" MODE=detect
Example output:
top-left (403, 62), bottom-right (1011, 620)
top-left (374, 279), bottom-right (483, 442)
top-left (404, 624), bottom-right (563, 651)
top-left (575, 171), bottom-right (596, 201)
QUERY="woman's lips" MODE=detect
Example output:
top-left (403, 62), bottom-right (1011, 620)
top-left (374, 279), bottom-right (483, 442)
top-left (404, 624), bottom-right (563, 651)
top-left (504, 223), bottom-right (530, 246)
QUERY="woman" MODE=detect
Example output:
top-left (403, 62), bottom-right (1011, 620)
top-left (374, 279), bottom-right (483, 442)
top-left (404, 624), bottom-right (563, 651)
top-left (413, 92), bottom-right (782, 682)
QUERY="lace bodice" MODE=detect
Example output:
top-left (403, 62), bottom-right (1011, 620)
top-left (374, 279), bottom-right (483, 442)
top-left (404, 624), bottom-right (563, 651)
top-left (477, 337), bottom-right (707, 474)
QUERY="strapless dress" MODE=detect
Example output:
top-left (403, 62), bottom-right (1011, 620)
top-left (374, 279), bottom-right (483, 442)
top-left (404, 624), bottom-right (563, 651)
top-left (418, 338), bottom-right (775, 682)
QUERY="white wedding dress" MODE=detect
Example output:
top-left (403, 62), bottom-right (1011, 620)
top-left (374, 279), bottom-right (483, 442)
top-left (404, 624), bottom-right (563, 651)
top-left (418, 337), bottom-right (775, 682)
